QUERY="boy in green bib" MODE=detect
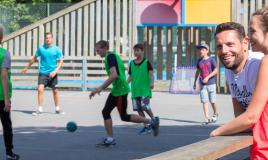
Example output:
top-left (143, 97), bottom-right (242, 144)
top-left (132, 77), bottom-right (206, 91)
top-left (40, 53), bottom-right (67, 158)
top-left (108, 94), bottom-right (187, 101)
top-left (0, 25), bottom-right (20, 160)
top-left (128, 44), bottom-right (158, 135)
top-left (89, 40), bottom-right (159, 147)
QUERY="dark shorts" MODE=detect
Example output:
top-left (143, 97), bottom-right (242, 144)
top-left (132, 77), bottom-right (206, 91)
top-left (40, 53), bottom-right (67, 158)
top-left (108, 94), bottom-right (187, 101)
top-left (38, 73), bottom-right (58, 88)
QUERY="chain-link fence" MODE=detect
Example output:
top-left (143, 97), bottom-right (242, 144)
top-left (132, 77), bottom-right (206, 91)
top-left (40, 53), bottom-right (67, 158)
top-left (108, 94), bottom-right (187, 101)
top-left (0, 3), bottom-right (72, 34)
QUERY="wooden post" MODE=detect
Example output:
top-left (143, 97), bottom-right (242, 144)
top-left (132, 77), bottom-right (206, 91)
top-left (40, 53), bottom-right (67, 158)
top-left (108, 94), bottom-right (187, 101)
top-left (177, 27), bottom-right (182, 67)
top-left (147, 27), bottom-right (154, 64)
top-left (157, 27), bottom-right (163, 80)
top-left (166, 27), bottom-right (172, 80)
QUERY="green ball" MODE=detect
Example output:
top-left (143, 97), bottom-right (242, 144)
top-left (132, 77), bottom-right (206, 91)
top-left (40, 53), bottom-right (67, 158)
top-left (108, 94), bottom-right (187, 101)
top-left (66, 121), bottom-right (77, 132)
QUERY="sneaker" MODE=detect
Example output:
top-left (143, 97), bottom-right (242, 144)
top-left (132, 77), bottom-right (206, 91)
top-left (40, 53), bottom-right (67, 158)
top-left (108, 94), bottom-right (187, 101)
top-left (211, 114), bottom-right (218, 123)
top-left (139, 126), bottom-right (152, 135)
top-left (202, 118), bottom-right (210, 125)
top-left (55, 110), bottom-right (65, 115)
top-left (32, 110), bottom-right (42, 116)
top-left (95, 138), bottom-right (116, 148)
top-left (6, 153), bottom-right (20, 160)
top-left (150, 117), bottom-right (160, 136)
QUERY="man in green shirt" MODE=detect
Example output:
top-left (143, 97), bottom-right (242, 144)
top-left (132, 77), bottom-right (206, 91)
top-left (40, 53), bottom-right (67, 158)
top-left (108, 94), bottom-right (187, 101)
top-left (90, 40), bottom-right (159, 147)
top-left (0, 25), bottom-right (20, 160)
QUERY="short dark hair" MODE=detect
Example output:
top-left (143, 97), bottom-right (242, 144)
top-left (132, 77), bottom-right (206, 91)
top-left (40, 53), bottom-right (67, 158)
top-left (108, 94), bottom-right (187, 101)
top-left (133, 43), bottom-right (144, 50)
top-left (215, 22), bottom-right (246, 39)
top-left (96, 40), bottom-right (109, 49)
top-left (252, 6), bottom-right (268, 33)
top-left (45, 32), bottom-right (53, 37)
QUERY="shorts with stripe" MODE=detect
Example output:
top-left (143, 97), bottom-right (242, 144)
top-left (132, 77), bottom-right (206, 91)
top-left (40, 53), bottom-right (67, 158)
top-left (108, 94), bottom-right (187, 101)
top-left (102, 93), bottom-right (131, 122)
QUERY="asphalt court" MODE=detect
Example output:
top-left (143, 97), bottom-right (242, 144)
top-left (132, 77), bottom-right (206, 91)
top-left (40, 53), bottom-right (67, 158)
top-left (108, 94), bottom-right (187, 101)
top-left (0, 90), bottom-right (249, 160)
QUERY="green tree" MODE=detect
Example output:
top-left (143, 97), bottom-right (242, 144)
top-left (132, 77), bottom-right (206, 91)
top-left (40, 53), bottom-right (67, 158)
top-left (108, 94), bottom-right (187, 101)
top-left (0, 0), bottom-right (82, 32)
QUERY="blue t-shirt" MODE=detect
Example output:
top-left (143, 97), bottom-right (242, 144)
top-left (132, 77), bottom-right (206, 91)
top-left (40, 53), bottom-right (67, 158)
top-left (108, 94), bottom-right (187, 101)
top-left (196, 57), bottom-right (217, 86)
top-left (35, 44), bottom-right (63, 74)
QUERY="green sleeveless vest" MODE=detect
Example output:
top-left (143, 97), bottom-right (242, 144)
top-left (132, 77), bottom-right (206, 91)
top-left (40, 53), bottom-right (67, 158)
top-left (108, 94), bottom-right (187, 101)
top-left (0, 47), bottom-right (12, 100)
top-left (130, 59), bottom-right (152, 98)
top-left (104, 51), bottom-right (129, 96)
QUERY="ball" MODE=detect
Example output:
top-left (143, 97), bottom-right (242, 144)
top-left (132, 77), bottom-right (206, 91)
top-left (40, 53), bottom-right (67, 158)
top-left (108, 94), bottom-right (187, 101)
top-left (66, 121), bottom-right (77, 132)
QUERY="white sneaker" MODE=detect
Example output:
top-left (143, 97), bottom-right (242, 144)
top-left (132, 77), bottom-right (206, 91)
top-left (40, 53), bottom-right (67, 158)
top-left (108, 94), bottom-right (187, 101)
top-left (202, 118), bottom-right (210, 125)
top-left (55, 110), bottom-right (65, 115)
top-left (32, 111), bottom-right (43, 116)
top-left (211, 114), bottom-right (218, 123)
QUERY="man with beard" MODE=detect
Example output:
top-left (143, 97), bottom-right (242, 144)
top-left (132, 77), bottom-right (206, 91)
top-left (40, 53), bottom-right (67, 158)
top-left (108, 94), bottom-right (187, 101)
top-left (214, 22), bottom-right (263, 117)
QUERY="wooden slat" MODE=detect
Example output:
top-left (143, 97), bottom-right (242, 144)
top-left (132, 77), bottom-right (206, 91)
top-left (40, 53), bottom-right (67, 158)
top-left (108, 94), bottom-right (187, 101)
top-left (32, 28), bottom-right (38, 55)
top-left (2, 0), bottom-right (97, 42)
top-left (128, 0), bottom-right (133, 57)
top-left (45, 22), bottom-right (51, 32)
top-left (144, 135), bottom-right (252, 160)
top-left (256, 0), bottom-right (263, 9)
top-left (157, 27), bottom-right (163, 80)
top-left (26, 31), bottom-right (32, 56)
top-left (122, 0), bottom-right (127, 56)
top-left (148, 27), bottom-right (154, 64)
top-left (8, 40), bottom-right (13, 55)
top-left (109, 0), bottom-right (114, 51)
top-left (77, 8), bottom-right (82, 57)
top-left (177, 27), bottom-right (182, 66)
top-left (185, 27), bottom-right (191, 65)
top-left (64, 14), bottom-right (70, 57)
top-left (116, 0), bottom-right (121, 54)
top-left (52, 19), bottom-right (57, 41)
top-left (89, 2), bottom-right (95, 56)
top-left (236, 0), bottom-right (241, 23)
top-left (70, 11), bottom-right (76, 56)
top-left (194, 28), bottom-right (199, 63)
top-left (14, 36), bottom-right (20, 56)
top-left (2, 42), bottom-right (7, 49)
top-left (20, 34), bottom-right (26, 56)
top-left (38, 25), bottom-right (44, 46)
top-left (243, 0), bottom-right (248, 33)
top-left (132, 0), bottom-right (137, 49)
top-left (102, 0), bottom-right (108, 40)
top-left (83, 5), bottom-right (89, 57)
top-left (58, 17), bottom-right (64, 50)
top-left (166, 27), bottom-right (172, 80)
top-left (250, 0), bottom-right (256, 17)
top-left (96, 0), bottom-right (101, 42)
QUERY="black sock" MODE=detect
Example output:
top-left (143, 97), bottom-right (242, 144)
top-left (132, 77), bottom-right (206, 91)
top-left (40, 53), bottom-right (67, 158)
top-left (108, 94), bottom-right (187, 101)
top-left (6, 149), bottom-right (13, 156)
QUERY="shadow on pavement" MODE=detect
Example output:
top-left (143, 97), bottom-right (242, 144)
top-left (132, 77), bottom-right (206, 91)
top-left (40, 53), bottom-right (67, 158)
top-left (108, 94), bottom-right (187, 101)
top-left (0, 125), bottom-right (249, 160)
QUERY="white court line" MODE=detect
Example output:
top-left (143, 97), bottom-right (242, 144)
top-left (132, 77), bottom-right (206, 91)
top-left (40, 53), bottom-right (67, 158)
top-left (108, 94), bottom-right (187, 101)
top-left (59, 92), bottom-right (86, 97)
top-left (4, 146), bottom-right (152, 156)
top-left (12, 129), bottom-right (208, 137)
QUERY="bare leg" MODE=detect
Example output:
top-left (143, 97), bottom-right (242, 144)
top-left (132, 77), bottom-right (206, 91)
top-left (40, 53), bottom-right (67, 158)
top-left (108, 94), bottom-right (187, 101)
top-left (52, 88), bottom-right (59, 107)
top-left (130, 114), bottom-right (150, 124)
top-left (211, 102), bottom-right (218, 115)
top-left (138, 111), bottom-right (147, 126)
top-left (104, 119), bottom-right (113, 137)
top-left (37, 85), bottom-right (44, 109)
top-left (202, 102), bottom-right (209, 119)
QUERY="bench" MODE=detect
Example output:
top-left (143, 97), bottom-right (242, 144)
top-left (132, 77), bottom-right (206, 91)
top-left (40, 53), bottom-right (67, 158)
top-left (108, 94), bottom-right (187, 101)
top-left (143, 134), bottom-right (252, 160)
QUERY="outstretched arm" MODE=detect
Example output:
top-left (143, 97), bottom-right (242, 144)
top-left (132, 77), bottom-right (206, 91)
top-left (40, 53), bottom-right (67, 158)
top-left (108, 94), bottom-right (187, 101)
top-left (89, 66), bottom-right (118, 99)
top-left (210, 56), bottom-right (268, 136)
top-left (22, 56), bottom-right (37, 73)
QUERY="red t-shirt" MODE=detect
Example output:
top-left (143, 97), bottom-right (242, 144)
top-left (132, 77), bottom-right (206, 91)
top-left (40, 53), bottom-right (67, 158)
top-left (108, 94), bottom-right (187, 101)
top-left (250, 101), bottom-right (268, 159)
